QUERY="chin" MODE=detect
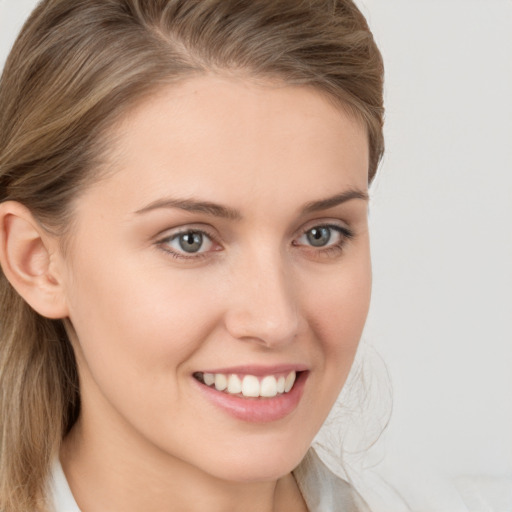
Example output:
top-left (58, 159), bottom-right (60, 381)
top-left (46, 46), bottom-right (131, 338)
top-left (197, 434), bottom-right (312, 483)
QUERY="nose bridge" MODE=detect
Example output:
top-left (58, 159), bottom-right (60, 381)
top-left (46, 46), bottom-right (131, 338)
top-left (225, 244), bottom-right (299, 347)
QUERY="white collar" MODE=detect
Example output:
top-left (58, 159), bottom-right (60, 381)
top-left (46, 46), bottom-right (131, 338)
top-left (50, 449), bottom-right (367, 512)
top-left (49, 459), bottom-right (81, 512)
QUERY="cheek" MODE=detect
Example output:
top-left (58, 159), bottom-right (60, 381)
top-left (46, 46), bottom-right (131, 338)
top-left (308, 252), bottom-right (372, 358)
top-left (287, 250), bottom-right (371, 445)
top-left (64, 252), bottom-right (222, 384)
top-left (63, 256), bottom-right (229, 451)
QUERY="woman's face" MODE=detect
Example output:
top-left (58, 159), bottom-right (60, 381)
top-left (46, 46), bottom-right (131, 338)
top-left (60, 76), bottom-right (371, 482)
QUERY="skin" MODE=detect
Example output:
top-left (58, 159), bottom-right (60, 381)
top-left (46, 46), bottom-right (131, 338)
top-left (51, 76), bottom-right (372, 512)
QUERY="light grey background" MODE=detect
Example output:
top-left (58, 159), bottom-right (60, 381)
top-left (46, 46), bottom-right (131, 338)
top-left (1, 0), bottom-right (511, 510)
top-left (356, 0), bottom-right (512, 509)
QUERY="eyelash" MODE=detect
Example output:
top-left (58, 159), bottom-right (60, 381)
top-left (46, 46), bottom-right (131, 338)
top-left (156, 224), bottom-right (354, 261)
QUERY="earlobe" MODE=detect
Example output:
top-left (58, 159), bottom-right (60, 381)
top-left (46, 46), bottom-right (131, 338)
top-left (0, 201), bottom-right (69, 319)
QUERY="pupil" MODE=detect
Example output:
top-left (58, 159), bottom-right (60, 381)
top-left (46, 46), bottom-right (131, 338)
top-left (307, 227), bottom-right (331, 247)
top-left (179, 232), bottom-right (203, 253)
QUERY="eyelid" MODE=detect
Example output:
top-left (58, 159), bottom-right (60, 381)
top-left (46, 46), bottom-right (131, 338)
top-left (296, 224), bottom-right (352, 242)
top-left (294, 218), bottom-right (353, 239)
top-left (154, 222), bottom-right (217, 239)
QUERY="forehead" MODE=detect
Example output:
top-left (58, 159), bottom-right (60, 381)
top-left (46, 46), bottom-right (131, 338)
top-left (82, 75), bottom-right (369, 216)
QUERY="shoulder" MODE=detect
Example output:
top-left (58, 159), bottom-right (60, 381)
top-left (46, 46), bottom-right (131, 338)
top-left (293, 449), bottom-right (371, 512)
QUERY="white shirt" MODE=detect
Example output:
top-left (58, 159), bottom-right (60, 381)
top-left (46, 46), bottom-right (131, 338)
top-left (50, 448), bottom-right (369, 512)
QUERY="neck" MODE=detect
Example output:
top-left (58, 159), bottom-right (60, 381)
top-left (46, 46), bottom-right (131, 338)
top-left (60, 416), bottom-right (307, 512)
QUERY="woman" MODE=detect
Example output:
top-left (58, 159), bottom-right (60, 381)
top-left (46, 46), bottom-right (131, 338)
top-left (0, 1), bottom-right (384, 511)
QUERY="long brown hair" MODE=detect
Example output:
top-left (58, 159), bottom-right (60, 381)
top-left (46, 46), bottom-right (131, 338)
top-left (0, 1), bottom-right (384, 510)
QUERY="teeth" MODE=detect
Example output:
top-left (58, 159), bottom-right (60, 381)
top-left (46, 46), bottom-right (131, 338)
top-left (214, 373), bottom-right (227, 391)
top-left (284, 371), bottom-right (296, 393)
top-left (200, 371), bottom-right (297, 398)
top-left (260, 376), bottom-right (278, 397)
top-left (227, 374), bottom-right (242, 394)
top-left (204, 373), bottom-right (215, 386)
top-left (242, 375), bottom-right (260, 397)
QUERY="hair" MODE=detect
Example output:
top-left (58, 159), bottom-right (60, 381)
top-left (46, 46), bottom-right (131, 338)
top-left (0, 1), bottom-right (384, 510)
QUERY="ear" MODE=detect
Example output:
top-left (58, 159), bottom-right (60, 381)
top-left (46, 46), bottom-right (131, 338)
top-left (0, 201), bottom-right (69, 319)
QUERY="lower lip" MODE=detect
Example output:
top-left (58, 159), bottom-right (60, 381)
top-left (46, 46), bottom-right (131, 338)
top-left (194, 372), bottom-right (308, 423)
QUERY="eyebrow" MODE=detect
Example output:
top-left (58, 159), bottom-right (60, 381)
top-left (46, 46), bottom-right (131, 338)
top-left (135, 197), bottom-right (242, 220)
top-left (301, 189), bottom-right (369, 214)
top-left (134, 189), bottom-right (368, 219)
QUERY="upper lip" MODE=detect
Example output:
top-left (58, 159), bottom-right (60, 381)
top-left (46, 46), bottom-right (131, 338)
top-left (196, 364), bottom-right (309, 376)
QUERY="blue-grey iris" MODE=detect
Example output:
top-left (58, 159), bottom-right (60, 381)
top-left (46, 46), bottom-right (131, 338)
top-left (306, 227), bottom-right (331, 247)
top-left (179, 232), bottom-right (203, 253)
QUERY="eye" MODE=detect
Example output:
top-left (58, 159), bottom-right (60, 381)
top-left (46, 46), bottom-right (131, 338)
top-left (158, 229), bottom-right (218, 258)
top-left (294, 224), bottom-right (353, 251)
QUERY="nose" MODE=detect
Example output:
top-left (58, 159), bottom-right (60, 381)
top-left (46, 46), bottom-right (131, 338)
top-left (223, 249), bottom-right (300, 348)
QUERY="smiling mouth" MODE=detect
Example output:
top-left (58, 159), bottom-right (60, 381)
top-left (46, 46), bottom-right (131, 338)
top-left (193, 371), bottom-right (298, 398)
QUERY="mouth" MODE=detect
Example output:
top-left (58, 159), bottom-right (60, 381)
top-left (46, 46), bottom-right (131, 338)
top-left (193, 370), bottom-right (299, 398)
top-left (192, 367), bottom-right (308, 422)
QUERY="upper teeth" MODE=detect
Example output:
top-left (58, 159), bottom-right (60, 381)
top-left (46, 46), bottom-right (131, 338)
top-left (200, 371), bottom-right (296, 398)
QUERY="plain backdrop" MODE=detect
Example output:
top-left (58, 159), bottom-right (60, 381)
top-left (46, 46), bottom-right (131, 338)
top-left (354, 1), bottom-right (512, 510)
top-left (1, 0), bottom-right (511, 510)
